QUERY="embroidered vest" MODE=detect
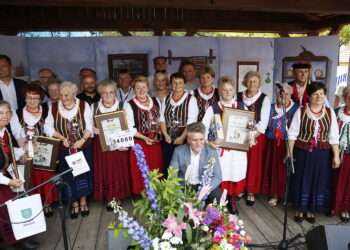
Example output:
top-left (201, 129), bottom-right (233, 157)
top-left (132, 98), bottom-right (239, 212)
top-left (335, 107), bottom-right (350, 154)
top-left (51, 101), bottom-right (92, 149)
top-left (295, 106), bottom-right (332, 150)
top-left (265, 103), bottom-right (299, 140)
top-left (237, 92), bottom-right (266, 122)
top-left (17, 104), bottom-right (49, 136)
top-left (164, 94), bottom-right (191, 128)
top-left (129, 97), bottom-right (160, 135)
top-left (194, 88), bottom-right (220, 122)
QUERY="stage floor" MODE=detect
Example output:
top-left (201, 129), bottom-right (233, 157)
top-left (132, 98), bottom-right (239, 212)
top-left (1, 194), bottom-right (346, 250)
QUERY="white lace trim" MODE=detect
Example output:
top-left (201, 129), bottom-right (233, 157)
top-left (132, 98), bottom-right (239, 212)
top-left (131, 95), bottom-right (154, 111)
top-left (98, 98), bottom-right (119, 113)
top-left (22, 105), bottom-right (43, 126)
top-left (58, 98), bottom-right (80, 121)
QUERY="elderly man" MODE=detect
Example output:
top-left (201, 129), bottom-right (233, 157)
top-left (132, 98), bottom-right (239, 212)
top-left (288, 62), bottom-right (312, 107)
top-left (78, 67), bottom-right (96, 82)
top-left (148, 56), bottom-right (168, 92)
top-left (77, 75), bottom-right (100, 105)
top-left (170, 122), bottom-right (223, 206)
top-left (180, 62), bottom-right (200, 91)
top-left (38, 68), bottom-right (56, 87)
top-left (116, 68), bottom-right (134, 103)
top-left (0, 55), bottom-right (27, 111)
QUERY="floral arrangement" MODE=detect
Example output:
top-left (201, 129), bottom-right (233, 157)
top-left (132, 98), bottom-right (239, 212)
top-left (109, 144), bottom-right (251, 250)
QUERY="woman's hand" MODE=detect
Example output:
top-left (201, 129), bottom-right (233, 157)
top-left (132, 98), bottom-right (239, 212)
top-left (62, 138), bottom-right (71, 148)
top-left (19, 155), bottom-right (26, 163)
top-left (174, 136), bottom-right (185, 145)
top-left (164, 134), bottom-right (172, 144)
top-left (332, 154), bottom-right (340, 169)
top-left (144, 137), bottom-right (155, 145)
top-left (17, 138), bottom-right (26, 148)
top-left (118, 147), bottom-right (129, 151)
top-left (72, 139), bottom-right (86, 149)
top-left (93, 127), bottom-right (100, 135)
top-left (207, 140), bottom-right (221, 149)
top-left (9, 179), bottom-right (24, 188)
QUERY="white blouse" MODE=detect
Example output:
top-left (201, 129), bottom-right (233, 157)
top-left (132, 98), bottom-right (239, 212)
top-left (159, 90), bottom-right (199, 124)
top-left (241, 90), bottom-right (271, 134)
top-left (288, 105), bottom-right (339, 145)
top-left (44, 98), bottom-right (94, 136)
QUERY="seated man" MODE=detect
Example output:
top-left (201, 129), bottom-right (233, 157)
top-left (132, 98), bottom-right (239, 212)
top-left (170, 122), bottom-right (222, 205)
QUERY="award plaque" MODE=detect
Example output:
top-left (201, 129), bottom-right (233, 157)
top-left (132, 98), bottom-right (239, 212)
top-left (32, 136), bottom-right (60, 172)
top-left (221, 108), bottom-right (255, 151)
top-left (94, 110), bottom-right (130, 152)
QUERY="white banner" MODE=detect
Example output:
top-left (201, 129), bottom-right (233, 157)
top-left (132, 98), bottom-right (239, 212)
top-left (6, 194), bottom-right (46, 240)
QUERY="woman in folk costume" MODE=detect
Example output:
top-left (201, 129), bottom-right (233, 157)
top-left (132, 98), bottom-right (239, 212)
top-left (92, 80), bottom-right (134, 211)
top-left (45, 81), bottom-right (94, 219)
top-left (261, 83), bottom-right (299, 206)
top-left (332, 86), bottom-right (350, 222)
top-left (236, 71), bottom-right (271, 206)
top-left (125, 76), bottom-right (164, 194)
top-left (17, 83), bottom-right (57, 217)
top-left (289, 81), bottom-right (340, 223)
top-left (0, 100), bottom-right (40, 250)
top-left (151, 71), bottom-right (170, 107)
top-left (160, 73), bottom-right (198, 175)
top-left (202, 76), bottom-right (247, 215)
top-left (191, 65), bottom-right (220, 122)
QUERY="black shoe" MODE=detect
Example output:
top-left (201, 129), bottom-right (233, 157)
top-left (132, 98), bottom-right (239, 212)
top-left (44, 206), bottom-right (53, 218)
top-left (80, 205), bottom-right (90, 217)
top-left (294, 213), bottom-right (304, 223)
top-left (246, 194), bottom-right (255, 207)
top-left (106, 205), bottom-right (114, 212)
top-left (340, 212), bottom-right (348, 222)
top-left (306, 214), bottom-right (315, 224)
top-left (70, 206), bottom-right (79, 220)
top-left (325, 210), bottom-right (333, 217)
top-left (14, 240), bottom-right (40, 250)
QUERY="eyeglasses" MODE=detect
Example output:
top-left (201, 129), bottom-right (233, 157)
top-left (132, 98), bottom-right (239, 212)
top-left (0, 111), bottom-right (12, 116)
top-left (48, 89), bottom-right (60, 93)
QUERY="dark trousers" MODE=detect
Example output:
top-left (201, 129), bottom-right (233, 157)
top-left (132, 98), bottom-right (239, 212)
top-left (192, 184), bottom-right (222, 205)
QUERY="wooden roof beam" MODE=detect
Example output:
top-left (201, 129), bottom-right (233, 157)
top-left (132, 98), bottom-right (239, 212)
top-left (185, 30), bottom-right (197, 36)
top-left (2, 0), bottom-right (350, 15)
top-left (329, 24), bottom-right (343, 35)
top-left (118, 29), bottom-right (132, 36)
top-left (278, 32), bottom-right (290, 37)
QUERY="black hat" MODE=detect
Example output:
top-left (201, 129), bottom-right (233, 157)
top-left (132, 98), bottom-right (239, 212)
top-left (292, 62), bottom-right (312, 70)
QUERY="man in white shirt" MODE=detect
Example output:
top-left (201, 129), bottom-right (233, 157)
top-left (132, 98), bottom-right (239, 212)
top-left (0, 55), bottom-right (27, 111)
top-left (180, 62), bottom-right (200, 91)
top-left (116, 68), bottom-right (134, 103)
top-left (170, 122), bottom-right (222, 205)
top-left (148, 56), bottom-right (168, 93)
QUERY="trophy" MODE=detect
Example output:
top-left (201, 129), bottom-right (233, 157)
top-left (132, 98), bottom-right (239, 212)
top-left (246, 120), bottom-right (257, 147)
top-left (67, 117), bottom-right (82, 154)
top-left (21, 126), bottom-right (38, 159)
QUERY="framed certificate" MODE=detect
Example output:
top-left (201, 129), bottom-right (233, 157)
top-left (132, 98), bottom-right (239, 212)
top-left (221, 108), bottom-right (255, 151)
top-left (94, 110), bottom-right (129, 152)
top-left (32, 136), bottom-right (60, 172)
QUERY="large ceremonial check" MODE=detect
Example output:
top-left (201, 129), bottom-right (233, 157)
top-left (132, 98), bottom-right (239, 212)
top-left (32, 136), bottom-right (60, 172)
top-left (221, 108), bottom-right (255, 151)
top-left (94, 110), bottom-right (131, 152)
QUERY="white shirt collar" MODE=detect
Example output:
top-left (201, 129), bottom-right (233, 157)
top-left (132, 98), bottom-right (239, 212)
top-left (132, 96), bottom-right (154, 111)
top-left (0, 127), bottom-right (7, 137)
top-left (169, 90), bottom-right (189, 107)
top-left (58, 98), bottom-right (80, 121)
top-left (98, 98), bottom-right (120, 113)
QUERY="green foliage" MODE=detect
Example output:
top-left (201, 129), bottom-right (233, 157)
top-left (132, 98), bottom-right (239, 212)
top-left (340, 24), bottom-right (350, 46)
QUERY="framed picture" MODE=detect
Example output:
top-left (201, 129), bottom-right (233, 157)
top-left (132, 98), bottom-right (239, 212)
top-left (221, 108), bottom-right (255, 151)
top-left (108, 54), bottom-right (148, 81)
top-left (32, 136), bottom-right (60, 172)
top-left (94, 110), bottom-right (130, 152)
top-left (236, 61), bottom-right (259, 93)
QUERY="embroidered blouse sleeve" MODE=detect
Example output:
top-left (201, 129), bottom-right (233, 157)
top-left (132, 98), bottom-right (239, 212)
top-left (10, 110), bottom-right (22, 140)
top-left (44, 105), bottom-right (55, 137)
top-left (123, 102), bottom-right (137, 136)
top-left (187, 96), bottom-right (199, 124)
top-left (329, 108), bottom-right (340, 145)
top-left (159, 97), bottom-right (166, 123)
top-left (83, 102), bottom-right (94, 136)
top-left (255, 95), bottom-right (271, 134)
top-left (288, 108), bottom-right (301, 140)
top-left (0, 173), bottom-right (10, 185)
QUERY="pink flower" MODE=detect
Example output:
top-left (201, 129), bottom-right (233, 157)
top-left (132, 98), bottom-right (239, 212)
top-left (184, 202), bottom-right (203, 228)
top-left (162, 215), bottom-right (187, 238)
top-left (212, 235), bottom-right (222, 243)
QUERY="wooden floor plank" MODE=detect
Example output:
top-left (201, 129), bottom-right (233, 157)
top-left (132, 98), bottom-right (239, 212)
top-left (95, 202), bottom-right (116, 250)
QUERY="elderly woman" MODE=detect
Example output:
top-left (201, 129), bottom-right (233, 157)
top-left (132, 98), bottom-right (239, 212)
top-left (289, 81), bottom-right (340, 223)
top-left (92, 79), bottom-right (133, 209)
top-left (125, 76), bottom-right (164, 194)
top-left (237, 71), bottom-right (271, 206)
top-left (152, 71), bottom-right (170, 106)
top-left (261, 83), bottom-right (299, 207)
top-left (192, 66), bottom-right (220, 122)
top-left (45, 81), bottom-right (94, 219)
top-left (333, 86), bottom-right (350, 222)
top-left (160, 73), bottom-right (199, 175)
top-left (0, 100), bottom-right (40, 249)
top-left (202, 76), bottom-right (247, 215)
top-left (17, 83), bottom-right (57, 217)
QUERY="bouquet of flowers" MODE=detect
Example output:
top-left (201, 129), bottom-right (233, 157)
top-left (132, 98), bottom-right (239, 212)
top-left (109, 144), bottom-right (251, 250)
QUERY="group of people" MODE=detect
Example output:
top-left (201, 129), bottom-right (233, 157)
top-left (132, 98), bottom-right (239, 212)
top-left (0, 53), bottom-right (350, 249)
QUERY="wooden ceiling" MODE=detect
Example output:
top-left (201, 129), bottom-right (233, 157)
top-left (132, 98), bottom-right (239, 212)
top-left (0, 0), bottom-right (350, 36)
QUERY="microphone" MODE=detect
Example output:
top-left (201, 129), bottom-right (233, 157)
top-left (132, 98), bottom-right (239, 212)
top-left (275, 82), bottom-right (285, 93)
